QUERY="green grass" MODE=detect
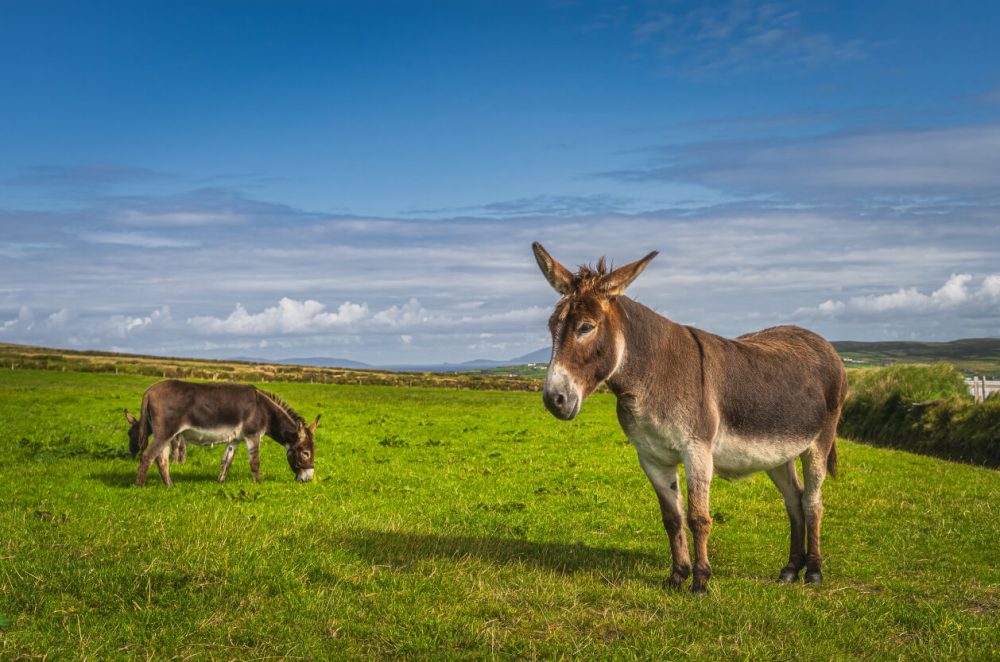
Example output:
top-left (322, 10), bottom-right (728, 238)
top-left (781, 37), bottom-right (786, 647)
top-left (475, 364), bottom-right (549, 379)
top-left (1, 370), bottom-right (998, 659)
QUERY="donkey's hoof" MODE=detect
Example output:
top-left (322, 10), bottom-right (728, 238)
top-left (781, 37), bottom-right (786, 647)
top-left (690, 582), bottom-right (709, 596)
top-left (664, 573), bottom-right (688, 590)
top-left (804, 571), bottom-right (823, 585)
top-left (778, 568), bottom-right (800, 583)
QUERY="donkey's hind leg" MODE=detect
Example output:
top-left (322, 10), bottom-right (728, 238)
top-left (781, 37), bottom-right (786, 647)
top-left (767, 460), bottom-right (806, 583)
top-left (800, 434), bottom-right (832, 584)
top-left (217, 443), bottom-right (237, 483)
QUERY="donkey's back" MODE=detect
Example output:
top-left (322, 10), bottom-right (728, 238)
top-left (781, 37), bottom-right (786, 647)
top-left (721, 325), bottom-right (846, 426)
top-left (696, 324), bottom-right (847, 479)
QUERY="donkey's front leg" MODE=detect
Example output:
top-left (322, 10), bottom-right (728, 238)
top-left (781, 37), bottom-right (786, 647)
top-left (684, 449), bottom-right (714, 594)
top-left (639, 458), bottom-right (691, 588)
top-left (217, 443), bottom-right (237, 483)
top-left (171, 434), bottom-right (187, 464)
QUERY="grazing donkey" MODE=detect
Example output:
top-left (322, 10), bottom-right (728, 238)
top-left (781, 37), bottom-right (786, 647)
top-left (130, 380), bottom-right (320, 487)
top-left (125, 410), bottom-right (186, 463)
top-left (532, 243), bottom-right (847, 594)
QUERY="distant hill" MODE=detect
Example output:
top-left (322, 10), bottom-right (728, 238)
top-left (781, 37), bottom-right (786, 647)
top-left (239, 339), bottom-right (1000, 375)
top-left (832, 338), bottom-right (1000, 360)
top-left (263, 348), bottom-right (553, 373)
top-left (280, 357), bottom-right (375, 370)
top-left (511, 348), bottom-right (551, 363)
top-left (832, 338), bottom-right (1000, 376)
top-left (229, 355), bottom-right (375, 370)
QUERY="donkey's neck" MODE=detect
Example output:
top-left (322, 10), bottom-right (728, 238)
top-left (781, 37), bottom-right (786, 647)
top-left (605, 296), bottom-right (695, 399)
top-left (257, 392), bottom-right (300, 445)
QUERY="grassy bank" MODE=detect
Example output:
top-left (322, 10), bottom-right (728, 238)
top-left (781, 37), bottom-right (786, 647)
top-left (0, 369), bottom-right (998, 659)
top-left (841, 363), bottom-right (1000, 468)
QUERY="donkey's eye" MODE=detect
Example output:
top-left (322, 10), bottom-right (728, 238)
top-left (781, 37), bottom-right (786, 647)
top-left (302, 450), bottom-right (311, 459)
top-left (577, 322), bottom-right (596, 336)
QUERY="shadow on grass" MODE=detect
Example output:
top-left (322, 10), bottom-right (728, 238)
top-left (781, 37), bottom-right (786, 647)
top-left (89, 470), bottom-right (230, 487)
top-left (334, 528), bottom-right (662, 577)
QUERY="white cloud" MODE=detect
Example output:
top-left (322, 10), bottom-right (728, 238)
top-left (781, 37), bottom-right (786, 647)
top-left (188, 298), bottom-right (369, 335)
top-left (78, 231), bottom-right (200, 248)
top-left (979, 274), bottom-right (1000, 299)
top-left (631, 1), bottom-right (866, 73)
top-left (46, 308), bottom-right (72, 328)
top-left (115, 210), bottom-right (245, 226)
top-left (604, 123), bottom-right (1000, 197)
top-left (371, 298), bottom-right (429, 327)
top-left (796, 274), bottom-right (1000, 320)
top-left (0, 306), bottom-right (35, 333)
top-left (185, 295), bottom-right (550, 341)
top-left (107, 305), bottom-right (171, 337)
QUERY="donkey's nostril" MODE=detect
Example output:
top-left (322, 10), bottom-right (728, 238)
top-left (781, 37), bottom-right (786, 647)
top-left (555, 393), bottom-right (566, 406)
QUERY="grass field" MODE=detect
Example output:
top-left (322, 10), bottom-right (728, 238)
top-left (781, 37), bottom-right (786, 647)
top-left (1, 370), bottom-right (998, 659)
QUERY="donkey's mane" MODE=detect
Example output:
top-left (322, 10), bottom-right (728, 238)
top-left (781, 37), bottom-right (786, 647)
top-left (573, 257), bottom-right (611, 292)
top-left (255, 388), bottom-right (305, 425)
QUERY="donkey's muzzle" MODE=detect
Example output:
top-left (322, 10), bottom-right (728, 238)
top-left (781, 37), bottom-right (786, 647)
top-left (543, 384), bottom-right (580, 421)
top-left (543, 363), bottom-right (582, 420)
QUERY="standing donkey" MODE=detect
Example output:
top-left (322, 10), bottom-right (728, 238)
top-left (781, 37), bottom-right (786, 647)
top-left (532, 243), bottom-right (847, 594)
top-left (130, 380), bottom-right (320, 486)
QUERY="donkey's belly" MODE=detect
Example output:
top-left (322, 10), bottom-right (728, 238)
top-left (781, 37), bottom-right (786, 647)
top-left (178, 425), bottom-right (243, 447)
top-left (711, 429), bottom-right (815, 480)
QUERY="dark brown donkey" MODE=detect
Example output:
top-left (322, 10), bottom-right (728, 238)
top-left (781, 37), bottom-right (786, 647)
top-left (130, 380), bottom-right (320, 486)
top-left (533, 243), bottom-right (847, 594)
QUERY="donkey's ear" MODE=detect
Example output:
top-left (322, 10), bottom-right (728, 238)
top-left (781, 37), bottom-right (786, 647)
top-left (308, 414), bottom-right (321, 433)
top-left (532, 242), bottom-right (575, 295)
top-left (599, 250), bottom-right (658, 296)
top-left (124, 408), bottom-right (137, 425)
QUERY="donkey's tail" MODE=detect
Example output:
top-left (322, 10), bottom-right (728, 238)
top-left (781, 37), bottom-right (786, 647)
top-left (826, 439), bottom-right (838, 479)
top-left (137, 390), bottom-right (152, 453)
top-left (827, 366), bottom-right (847, 480)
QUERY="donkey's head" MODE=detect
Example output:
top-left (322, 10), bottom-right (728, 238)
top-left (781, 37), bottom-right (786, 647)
top-left (124, 409), bottom-right (142, 458)
top-left (532, 242), bottom-right (657, 420)
top-left (287, 415), bottom-right (320, 482)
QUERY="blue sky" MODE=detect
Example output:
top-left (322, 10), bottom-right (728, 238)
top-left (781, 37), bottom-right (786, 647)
top-left (2, 1), bottom-right (999, 363)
